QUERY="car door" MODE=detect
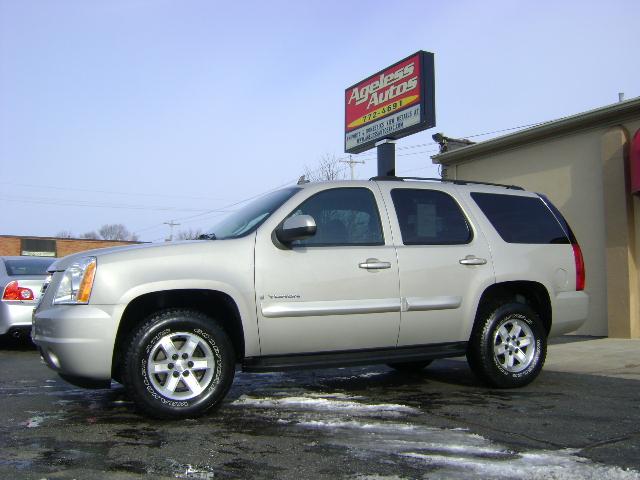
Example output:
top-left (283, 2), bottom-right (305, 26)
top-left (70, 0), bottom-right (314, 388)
top-left (382, 185), bottom-right (495, 345)
top-left (254, 186), bottom-right (401, 355)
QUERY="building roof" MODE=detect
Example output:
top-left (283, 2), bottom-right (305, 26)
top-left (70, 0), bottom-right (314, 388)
top-left (432, 96), bottom-right (640, 165)
top-left (0, 234), bottom-right (142, 244)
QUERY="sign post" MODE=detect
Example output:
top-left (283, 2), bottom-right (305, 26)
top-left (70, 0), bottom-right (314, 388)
top-left (344, 51), bottom-right (435, 176)
top-left (376, 139), bottom-right (396, 177)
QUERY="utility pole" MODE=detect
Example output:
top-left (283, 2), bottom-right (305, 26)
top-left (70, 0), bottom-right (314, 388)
top-left (339, 155), bottom-right (365, 180)
top-left (164, 220), bottom-right (180, 241)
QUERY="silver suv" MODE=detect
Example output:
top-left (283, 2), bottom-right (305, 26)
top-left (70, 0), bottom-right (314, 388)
top-left (33, 178), bottom-right (589, 418)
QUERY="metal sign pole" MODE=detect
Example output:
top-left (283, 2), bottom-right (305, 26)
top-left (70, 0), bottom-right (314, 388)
top-left (376, 139), bottom-right (396, 177)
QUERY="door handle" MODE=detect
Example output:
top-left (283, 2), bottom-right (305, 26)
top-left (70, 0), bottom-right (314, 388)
top-left (359, 258), bottom-right (391, 270)
top-left (459, 255), bottom-right (487, 266)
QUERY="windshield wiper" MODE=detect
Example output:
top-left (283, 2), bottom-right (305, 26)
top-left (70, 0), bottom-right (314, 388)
top-left (197, 233), bottom-right (217, 240)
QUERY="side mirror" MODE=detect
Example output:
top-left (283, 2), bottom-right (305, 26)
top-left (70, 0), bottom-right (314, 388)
top-left (276, 215), bottom-right (317, 244)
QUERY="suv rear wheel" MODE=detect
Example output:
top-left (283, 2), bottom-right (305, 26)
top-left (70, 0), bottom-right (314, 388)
top-left (467, 302), bottom-right (546, 388)
top-left (123, 309), bottom-right (235, 419)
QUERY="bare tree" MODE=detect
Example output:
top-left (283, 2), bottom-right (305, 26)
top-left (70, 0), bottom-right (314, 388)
top-left (80, 231), bottom-right (99, 239)
top-left (97, 224), bottom-right (138, 241)
top-left (55, 230), bottom-right (73, 238)
top-left (176, 228), bottom-right (204, 240)
top-left (304, 154), bottom-right (347, 182)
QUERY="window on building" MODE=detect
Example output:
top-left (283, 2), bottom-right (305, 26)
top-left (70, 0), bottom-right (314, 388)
top-left (20, 238), bottom-right (57, 257)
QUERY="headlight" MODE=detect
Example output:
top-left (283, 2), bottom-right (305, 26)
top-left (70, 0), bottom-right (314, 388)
top-left (53, 257), bottom-right (97, 305)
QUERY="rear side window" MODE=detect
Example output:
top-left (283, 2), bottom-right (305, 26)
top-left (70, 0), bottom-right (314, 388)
top-left (471, 192), bottom-right (569, 244)
top-left (3, 258), bottom-right (54, 276)
top-left (391, 189), bottom-right (472, 245)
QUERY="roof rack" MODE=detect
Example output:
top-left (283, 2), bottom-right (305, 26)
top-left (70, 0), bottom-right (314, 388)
top-left (369, 176), bottom-right (524, 191)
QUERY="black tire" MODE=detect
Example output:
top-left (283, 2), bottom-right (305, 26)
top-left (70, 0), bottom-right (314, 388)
top-left (466, 301), bottom-right (546, 388)
top-left (387, 360), bottom-right (433, 372)
top-left (123, 309), bottom-right (235, 419)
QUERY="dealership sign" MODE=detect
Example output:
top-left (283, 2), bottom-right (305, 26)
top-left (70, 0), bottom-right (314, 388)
top-left (344, 51), bottom-right (435, 154)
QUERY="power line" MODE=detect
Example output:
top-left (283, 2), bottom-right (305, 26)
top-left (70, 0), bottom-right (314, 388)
top-left (3, 119), bottom-right (552, 240)
top-left (134, 147), bottom-right (444, 237)
top-left (333, 120), bottom-right (547, 163)
top-left (0, 181), bottom-right (224, 202)
top-left (163, 220), bottom-right (180, 241)
top-left (133, 176), bottom-right (304, 235)
top-left (0, 194), bottom-right (212, 213)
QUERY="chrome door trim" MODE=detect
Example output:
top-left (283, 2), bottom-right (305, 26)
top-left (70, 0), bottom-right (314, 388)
top-left (261, 298), bottom-right (401, 318)
top-left (403, 296), bottom-right (462, 312)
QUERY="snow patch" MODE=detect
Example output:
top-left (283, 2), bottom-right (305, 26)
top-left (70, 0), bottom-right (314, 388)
top-left (232, 394), bottom-right (419, 415)
top-left (403, 451), bottom-right (640, 480)
top-left (357, 372), bottom-right (385, 379)
top-left (296, 419), bottom-right (417, 432)
top-left (22, 416), bottom-right (45, 428)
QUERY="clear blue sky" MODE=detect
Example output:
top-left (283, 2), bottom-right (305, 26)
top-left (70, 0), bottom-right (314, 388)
top-left (1, 0), bottom-right (639, 241)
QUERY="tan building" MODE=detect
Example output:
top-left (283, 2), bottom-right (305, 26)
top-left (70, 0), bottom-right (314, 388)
top-left (432, 97), bottom-right (640, 337)
top-left (0, 235), bottom-right (142, 259)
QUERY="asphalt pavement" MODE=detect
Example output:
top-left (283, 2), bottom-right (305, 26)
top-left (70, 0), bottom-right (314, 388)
top-left (1, 335), bottom-right (639, 480)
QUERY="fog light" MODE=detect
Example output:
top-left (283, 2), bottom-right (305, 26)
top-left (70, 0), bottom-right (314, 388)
top-left (41, 348), bottom-right (60, 369)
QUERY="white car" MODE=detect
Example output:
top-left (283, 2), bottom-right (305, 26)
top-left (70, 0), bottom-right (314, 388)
top-left (1, 256), bottom-right (55, 340)
top-left (33, 178), bottom-right (588, 418)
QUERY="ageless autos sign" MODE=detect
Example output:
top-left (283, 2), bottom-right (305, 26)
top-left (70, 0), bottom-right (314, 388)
top-left (345, 51), bottom-right (435, 154)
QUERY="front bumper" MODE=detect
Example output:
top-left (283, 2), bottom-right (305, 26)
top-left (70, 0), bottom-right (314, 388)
top-left (32, 303), bottom-right (122, 381)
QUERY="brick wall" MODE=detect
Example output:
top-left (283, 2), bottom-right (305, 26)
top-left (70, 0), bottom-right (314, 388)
top-left (0, 236), bottom-right (142, 258)
top-left (0, 238), bottom-right (20, 256)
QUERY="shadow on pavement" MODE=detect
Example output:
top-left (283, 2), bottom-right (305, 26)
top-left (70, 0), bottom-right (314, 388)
top-left (0, 333), bottom-right (37, 351)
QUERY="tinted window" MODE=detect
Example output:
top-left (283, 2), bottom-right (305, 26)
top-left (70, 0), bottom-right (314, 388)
top-left (4, 258), bottom-right (55, 276)
top-left (471, 192), bottom-right (569, 244)
top-left (391, 189), bottom-right (472, 245)
top-left (288, 188), bottom-right (384, 247)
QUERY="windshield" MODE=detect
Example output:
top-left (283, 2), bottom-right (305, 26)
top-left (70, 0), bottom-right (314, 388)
top-left (205, 187), bottom-right (300, 240)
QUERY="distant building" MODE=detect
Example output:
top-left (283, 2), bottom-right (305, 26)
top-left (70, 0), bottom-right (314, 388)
top-left (0, 235), bottom-right (143, 258)
top-left (432, 97), bottom-right (640, 338)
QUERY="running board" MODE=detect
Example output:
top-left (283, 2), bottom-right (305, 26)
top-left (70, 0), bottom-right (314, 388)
top-left (242, 342), bottom-right (467, 372)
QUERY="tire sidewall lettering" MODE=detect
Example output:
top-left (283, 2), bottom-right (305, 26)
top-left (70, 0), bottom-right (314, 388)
top-left (491, 311), bottom-right (541, 379)
top-left (138, 323), bottom-right (223, 409)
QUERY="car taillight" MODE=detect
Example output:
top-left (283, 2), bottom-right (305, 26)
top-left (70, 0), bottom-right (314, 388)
top-left (572, 242), bottom-right (585, 291)
top-left (2, 281), bottom-right (35, 301)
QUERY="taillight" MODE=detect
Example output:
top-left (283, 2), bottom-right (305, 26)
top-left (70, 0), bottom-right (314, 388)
top-left (2, 281), bottom-right (35, 301)
top-left (572, 243), bottom-right (585, 291)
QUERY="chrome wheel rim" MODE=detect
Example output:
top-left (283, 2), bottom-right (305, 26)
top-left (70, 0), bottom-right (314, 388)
top-left (147, 331), bottom-right (215, 400)
top-left (493, 317), bottom-right (536, 373)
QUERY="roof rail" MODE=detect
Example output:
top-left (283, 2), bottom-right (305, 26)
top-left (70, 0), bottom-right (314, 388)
top-left (369, 176), bottom-right (524, 190)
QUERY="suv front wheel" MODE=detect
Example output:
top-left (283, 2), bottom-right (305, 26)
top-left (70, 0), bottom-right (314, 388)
top-left (123, 309), bottom-right (235, 419)
top-left (467, 302), bottom-right (547, 388)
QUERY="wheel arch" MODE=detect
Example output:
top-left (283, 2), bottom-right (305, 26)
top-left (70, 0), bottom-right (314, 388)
top-left (474, 281), bottom-right (552, 335)
top-left (111, 289), bottom-right (245, 380)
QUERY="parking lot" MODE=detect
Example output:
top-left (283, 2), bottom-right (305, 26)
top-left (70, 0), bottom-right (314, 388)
top-left (1, 336), bottom-right (640, 480)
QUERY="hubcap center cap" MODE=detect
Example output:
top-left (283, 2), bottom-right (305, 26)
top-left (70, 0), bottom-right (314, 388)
top-left (174, 360), bottom-right (187, 373)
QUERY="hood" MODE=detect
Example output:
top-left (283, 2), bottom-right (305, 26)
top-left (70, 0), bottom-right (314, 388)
top-left (48, 240), bottom-right (206, 272)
